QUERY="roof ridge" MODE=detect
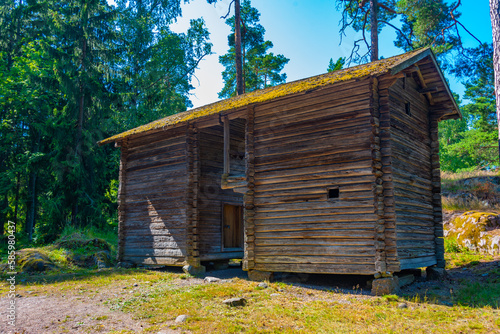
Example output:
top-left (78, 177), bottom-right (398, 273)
top-left (99, 48), bottom-right (430, 145)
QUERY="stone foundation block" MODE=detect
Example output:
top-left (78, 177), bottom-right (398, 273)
top-left (397, 274), bottom-right (415, 288)
top-left (371, 276), bottom-right (400, 296)
top-left (183, 264), bottom-right (206, 276)
top-left (426, 266), bottom-right (447, 281)
top-left (248, 270), bottom-right (273, 281)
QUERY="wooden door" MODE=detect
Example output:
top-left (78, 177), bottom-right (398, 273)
top-left (223, 204), bottom-right (243, 249)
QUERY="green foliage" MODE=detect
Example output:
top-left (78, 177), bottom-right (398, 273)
top-left (337, 0), bottom-right (463, 61)
top-left (327, 57), bottom-right (345, 72)
top-left (455, 282), bottom-right (500, 308)
top-left (115, 0), bottom-right (212, 128)
top-left (0, 0), bottom-right (209, 244)
top-left (439, 44), bottom-right (497, 172)
top-left (219, 0), bottom-right (289, 98)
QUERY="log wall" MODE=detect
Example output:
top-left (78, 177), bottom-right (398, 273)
top-left (197, 120), bottom-right (245, 260)
top-left (120, 126), bottom-right (189, 266)
top-left (251, 79), bottom-right (378, 275)
top-left (386, 76), bottom-right (437, 270)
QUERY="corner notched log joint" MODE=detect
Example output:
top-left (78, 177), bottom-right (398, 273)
top-left (370, 76), bottom-right (388, 275)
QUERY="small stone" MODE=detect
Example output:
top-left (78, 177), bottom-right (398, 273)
top-left (175, 315), bottom-right (189, 323)
top-left (204, 276), bottom-right (221, 283)
top-left (223, 297), bottom-right (246, 307)
top-left (374, 272), bottom-right (382, 279)
top-left (133, 283), bottom-right (139, 287)
top-left (398, 302), bottom-right (408, 309)
top-left (258, 282), bottom-right (268, 289)
top-left (270, 293), bottom-right (280, 297)
top-left (122, 286), bottom-right (128, 289)
top-left (116, 261), bottom-right (134, 269)
top-left (481, 273), bottom-right (489, 277)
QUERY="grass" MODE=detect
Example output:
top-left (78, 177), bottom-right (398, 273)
top-left (3, 257), bottom-right (500, 333)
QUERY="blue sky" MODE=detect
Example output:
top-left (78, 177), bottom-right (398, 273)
top-left (170, 0), bottom-right (493, 108)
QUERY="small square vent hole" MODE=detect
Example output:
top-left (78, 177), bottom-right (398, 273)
top-left (328, 187), bottom-right (340, 200)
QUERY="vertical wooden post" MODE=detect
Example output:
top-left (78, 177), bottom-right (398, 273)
top-left (243, 106), bottom-right (255, 271)
top-left (430, 114), bottom-right (445, 268)
top-left (186, 123), bottom-right (201, 267)
top-left (223, 115), bottom-right (230, 175)
top-left (117, 139), bottom-right (129, 263)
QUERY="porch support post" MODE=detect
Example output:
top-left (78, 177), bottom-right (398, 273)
top-left (223, 115), bottom-right (230, 175)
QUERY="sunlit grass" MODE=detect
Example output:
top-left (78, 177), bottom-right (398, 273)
top-left (3, 267), bottom-right (500, 333)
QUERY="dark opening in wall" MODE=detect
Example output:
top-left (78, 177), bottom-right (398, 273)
top-left (405, 102), bottom-right (411, 117)
top-left (328, 187), bottom-right (340, 200)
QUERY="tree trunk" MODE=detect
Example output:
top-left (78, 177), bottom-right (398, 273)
top-left (370, 0), bottom-right (379, 62)
top-left (25, 171), bottom-right (36, 241)
top-left (491, 0), bottom-right (500, 164)
top-left (234, 0), bottom-right (244, 95)
top-left (0, 195), bottom-right (6, 236)
top-left (13, 172), bottom-right (20, 227)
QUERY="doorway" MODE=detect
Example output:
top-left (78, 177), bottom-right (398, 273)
top-left (222, 203), bottom-right (243, 250)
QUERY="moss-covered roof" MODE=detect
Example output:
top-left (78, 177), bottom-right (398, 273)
top-left (99, 48), bottom-right (450, 145)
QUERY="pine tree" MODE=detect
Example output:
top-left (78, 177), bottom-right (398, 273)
top-left (219, 0), bottom-right (289, 99)
top-left (337, 0), bottom-right (470, 62)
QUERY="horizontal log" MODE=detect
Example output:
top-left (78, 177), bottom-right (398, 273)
top-left (126, 157), bottom-right (186, 173)
top-left (255, 245), bottom-right (376, 256)
top-left (255, 167), bottom-right (374, 185)
top-left (255, 97), bottom-right (371, 131)
top-left (255, 238), bottom-right (375, 247)
top-left (255, 130), bottom-right (371, 158)
top-left (127, 144), bottom-right (185, 164)
top-left (399, 256), bottom-right (436, 270)
top-left (125, 241), bottom-right (187, 249)
top-left (254, 207), bottom-right (375, 220)
top-left (252, 262), bottom-right (375, 275)
top-left (124, 256), bottom-right (186, 266)
top-left (255, 220), bottom-right (376, 232)
top-left (255, 79), bottom-right (370, 118)
top-left (255, 112), bottom-right (371, 144)
top-left (254, 149), bottom-right (371, 172)
top-left (124, 248), bottom-right (187, 257)
top-left (255, 255), bottom-right (374, 265)
top-left (256, 199), bottom-right (374, 212)
top-left (255, 228), bottom-right (375, 239)
top-left (199, 251), bottom-right (244, 261)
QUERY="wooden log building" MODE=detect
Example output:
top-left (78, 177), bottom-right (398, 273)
top-left (99, 48), bottom-right (459, 279)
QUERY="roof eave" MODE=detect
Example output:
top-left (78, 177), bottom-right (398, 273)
top-left (390, 48), bottom-right (461, 119)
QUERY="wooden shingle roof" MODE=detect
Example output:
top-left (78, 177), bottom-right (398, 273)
top-left (99, 48), bottom-right (459, 145)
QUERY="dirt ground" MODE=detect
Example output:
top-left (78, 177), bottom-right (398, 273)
top-left (1, 261), bottom-right (499, 334)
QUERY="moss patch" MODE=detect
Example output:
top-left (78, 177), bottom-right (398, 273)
top-left (445, 211), bottom-right (500, 254)
top-left (17, 249), bottom-right (56, 272)
top-left (99, 48), bottom-right (434, 145)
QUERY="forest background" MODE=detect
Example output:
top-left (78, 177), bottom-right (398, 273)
top-left (0, 0), bottom-right (496, 246)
